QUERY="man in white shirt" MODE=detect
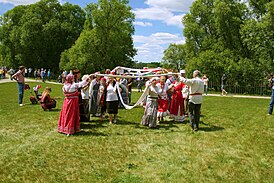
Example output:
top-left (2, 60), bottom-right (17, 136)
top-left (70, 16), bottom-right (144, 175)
top-left (180, 70), bottom-right (204, 131)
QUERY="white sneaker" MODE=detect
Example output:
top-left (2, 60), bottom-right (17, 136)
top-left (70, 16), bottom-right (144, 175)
top-left (19, 104), bottom-right (23, 107)
top-left (113, 119), bottom-right (117, 123)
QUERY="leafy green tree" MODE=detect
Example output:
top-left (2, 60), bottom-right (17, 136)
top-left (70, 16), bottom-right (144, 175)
top-left (180, 0), bottom-right (274, 86)
top-left (60, 0), bottom-right (136, 74)
top-left (0, 0), bottom-right (85, 72)
top-left (162, 44), bottom-right (186, 71)
top-left (241, 1), bottom-right (274, 75)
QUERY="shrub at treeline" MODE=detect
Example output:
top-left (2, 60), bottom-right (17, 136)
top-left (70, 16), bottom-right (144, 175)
top-left (0, 0), bottom-right (273, 86)
top-left (162, 0), bottom-right (274, 86)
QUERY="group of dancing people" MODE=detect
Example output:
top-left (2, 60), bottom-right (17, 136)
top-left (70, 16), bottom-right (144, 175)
top-left (57, 69), bottom-right (133, 136)
top-left (57, 68), bottom-right (204, 136)
top-left (142, 70), bottom-right (204, 131)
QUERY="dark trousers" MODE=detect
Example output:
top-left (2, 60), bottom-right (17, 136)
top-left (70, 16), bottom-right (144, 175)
top-left (188, 102), bottom-right (201, 129)
top-left (128, 92), bottom-right (132, 104)
top-left (268, 89), bottom-right (274, 114)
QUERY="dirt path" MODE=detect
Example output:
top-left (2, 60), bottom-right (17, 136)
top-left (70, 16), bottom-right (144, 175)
top-left (0, 76), bottom-right (62, 85)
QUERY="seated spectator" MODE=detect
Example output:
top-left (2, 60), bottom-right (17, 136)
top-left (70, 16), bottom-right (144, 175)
top-left (40, 87), bottom-right (56, 111)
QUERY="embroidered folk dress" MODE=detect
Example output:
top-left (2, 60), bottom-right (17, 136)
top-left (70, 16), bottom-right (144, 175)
top-left (58, 80), bottom-right (87, 135)
top-left (89, 79), bottom-right (100, 116)
top-left (142, 85), bottom-right (160, 128)
top-left (170, 81), bottom-right (185, 121)
top-left (156, 82), bottom-right (170, 118)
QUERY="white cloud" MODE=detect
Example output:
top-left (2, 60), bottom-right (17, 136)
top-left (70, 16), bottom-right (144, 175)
top-left (0, 0), bottom-right (64, 5)
top-left (134, 32), bottom-right (184, 44)
top-left (132, 0), bottom-right (194, 28)
top-left (165, 14), bottom-right (185, 28)
top-left (146, 0), bottom-right (194, 12)
top-left (0, 0), bottom-right (39, 5)
top-left (133, 7), bottom-right (173, 21)
top-left (133, 21), bottom-right (153, 27)
top-left (133, 32), bottom-right (185, 62)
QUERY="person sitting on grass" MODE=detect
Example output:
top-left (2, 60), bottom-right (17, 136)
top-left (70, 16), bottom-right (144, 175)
top-left (40, 87), bottom-right (56, 111)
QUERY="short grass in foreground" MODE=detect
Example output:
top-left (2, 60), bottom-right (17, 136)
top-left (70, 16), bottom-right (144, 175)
top-left (0, 82), bottom-right (273, 183)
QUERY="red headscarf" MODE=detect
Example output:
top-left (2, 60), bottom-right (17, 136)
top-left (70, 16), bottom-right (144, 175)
top-left (65, 74), bottom-right (74, 85)
top-left (100, 77), bottom-right (106, 82)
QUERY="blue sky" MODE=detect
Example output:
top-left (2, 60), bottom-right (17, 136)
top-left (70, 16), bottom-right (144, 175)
top-left (0, 0), bottom-right (195, 63)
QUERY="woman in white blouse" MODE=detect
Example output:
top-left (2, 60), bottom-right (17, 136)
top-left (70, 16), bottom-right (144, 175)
top-left (106, 76), bottom-right (119, 124)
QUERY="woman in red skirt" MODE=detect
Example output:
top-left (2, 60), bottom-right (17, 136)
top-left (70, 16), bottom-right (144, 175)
top-left (156, 76), bottom-right (172, 122)
top-left (58, 74), bottom-right (90, 136)
top-left (169, 74), bottom-right (185, 122)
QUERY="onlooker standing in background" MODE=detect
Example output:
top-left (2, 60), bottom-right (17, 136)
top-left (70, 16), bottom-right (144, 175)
top-left (28, 67), bottom-right (32, 78)
top-left (202, 74), bottom-right (209, 95)
top-left (25, 67), bottom-right (28, 78)
top-left (34, 69), bottom-right (38, 80)
top-left (267, 74), bottom-right (274, 115)
top-left (8, 67), bottom-right (15, 80)
top-left (221, 73), bottom-right (228, 96)
top-left (47, 69), bottom-right (51, 81)
top-left (37, 69), bottom-right (41, 80)
top-left (41, 69), bottom-right (46, 82)
top-left (12, 66), bottom-right (26, 106)
top-left (0, 68), bottom-right (4, 79)
top-left (2, 66), bottom-right (7, 79)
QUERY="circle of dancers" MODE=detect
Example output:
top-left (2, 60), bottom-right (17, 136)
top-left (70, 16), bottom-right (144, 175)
top-left (56, 67), bottom-right (204, 136)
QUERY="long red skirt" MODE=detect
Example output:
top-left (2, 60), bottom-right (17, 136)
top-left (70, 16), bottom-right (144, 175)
top-left (58, 92), bottom-right (80, 135)
top-left (170, 91), bottom-right (184, 116)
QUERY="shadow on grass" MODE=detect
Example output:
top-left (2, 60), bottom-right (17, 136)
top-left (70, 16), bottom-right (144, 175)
top-left (80, 122), bottom-right (108, 129)
top-left (115, 120), bottom-right (140, 126)
top-left (199, 125), bottom-right (224, 132)
top-left (159, 120), bottom-right (187, 125)
top-left (75, 131), bottom-right (107, 136)
top-left (198, 121), bottom-right (224, 132)
top-left (115, 120), bottom-right (180, 130)
top-left (133, 122), bottom-right (180, 131)
top-left (49, 108), bottom-right (61, 112)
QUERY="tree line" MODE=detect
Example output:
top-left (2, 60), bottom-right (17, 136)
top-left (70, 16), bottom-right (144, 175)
top-left (0, 0), bottom-right (136, 74)
top-left (162, 0), bottom-right (274, 86)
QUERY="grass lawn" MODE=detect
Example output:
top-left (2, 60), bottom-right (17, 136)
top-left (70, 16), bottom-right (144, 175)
top-left (0, 82), bottom-right (273, 183)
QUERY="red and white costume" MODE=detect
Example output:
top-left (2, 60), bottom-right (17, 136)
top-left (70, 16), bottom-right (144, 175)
top-left (58, 74), bottom-right (88, 135)
top-left (169, 81), bottom-right (185, 121)
top-left (156, 82), bottom-right (170, 118)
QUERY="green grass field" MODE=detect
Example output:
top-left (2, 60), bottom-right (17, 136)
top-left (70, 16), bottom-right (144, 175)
top-left (0, 82), bottom-right (273, 183)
